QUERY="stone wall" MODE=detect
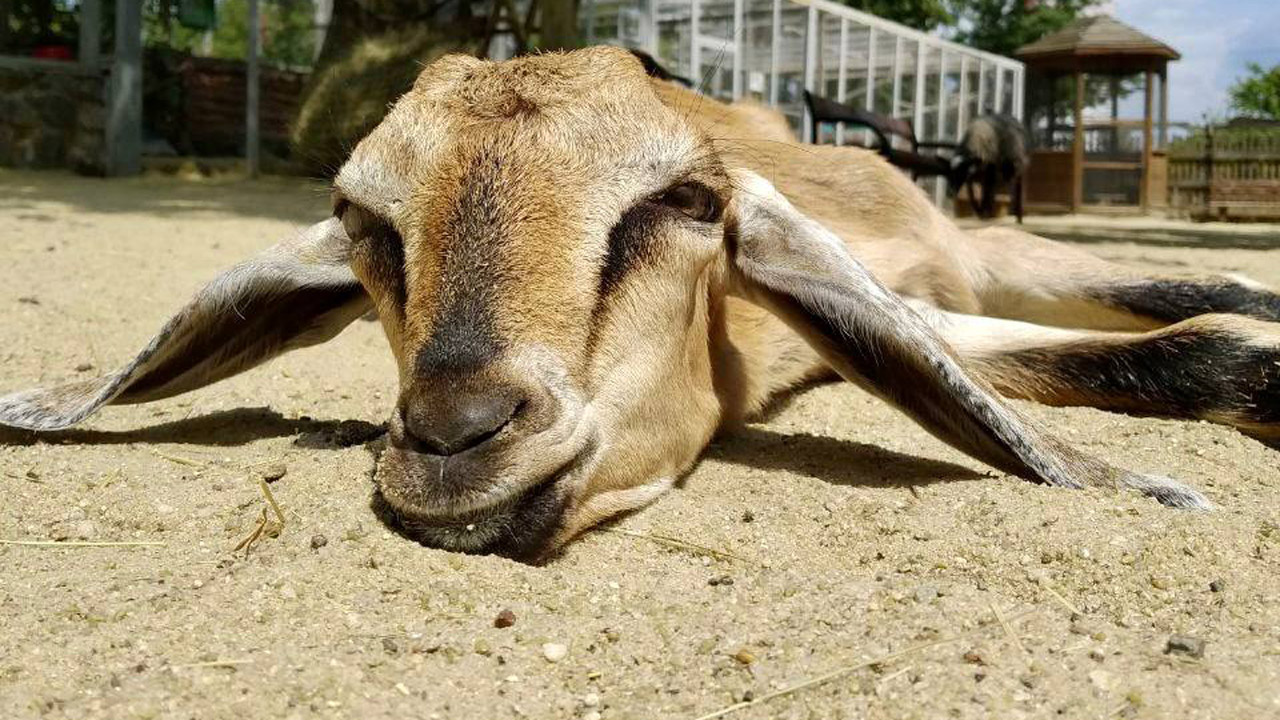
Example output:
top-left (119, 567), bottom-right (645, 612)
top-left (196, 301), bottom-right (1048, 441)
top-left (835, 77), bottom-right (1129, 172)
top-left (0, 62), bottom-right (108, 174)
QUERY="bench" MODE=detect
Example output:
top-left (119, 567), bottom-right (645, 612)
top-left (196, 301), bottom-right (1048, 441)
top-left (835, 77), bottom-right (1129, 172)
top-left (804, 91), bottom-right (955, 181)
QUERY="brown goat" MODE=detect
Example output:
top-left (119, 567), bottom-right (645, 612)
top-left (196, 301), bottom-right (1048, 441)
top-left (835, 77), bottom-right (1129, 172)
top-left (3, 48), bottom-right (1279, 562)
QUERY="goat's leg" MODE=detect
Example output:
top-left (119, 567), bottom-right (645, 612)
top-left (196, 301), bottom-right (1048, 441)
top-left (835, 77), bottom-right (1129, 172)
top-left (910, 303), bottom-right (1280, 440)
top-left (964, 226), bottom-right (1280, 329)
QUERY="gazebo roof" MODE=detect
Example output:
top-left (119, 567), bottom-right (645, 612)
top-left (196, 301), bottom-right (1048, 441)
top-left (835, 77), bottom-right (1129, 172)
top-left (1015, 15), bottom-right (1180, 62)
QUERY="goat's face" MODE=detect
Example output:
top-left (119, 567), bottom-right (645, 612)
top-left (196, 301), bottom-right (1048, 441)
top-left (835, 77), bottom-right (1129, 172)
top-left (334, 48), bottom-right (732, 561)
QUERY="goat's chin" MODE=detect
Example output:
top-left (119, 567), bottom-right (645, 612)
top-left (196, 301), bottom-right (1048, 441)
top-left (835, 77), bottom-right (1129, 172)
top-left (372, 441), bottom-right (593, 563)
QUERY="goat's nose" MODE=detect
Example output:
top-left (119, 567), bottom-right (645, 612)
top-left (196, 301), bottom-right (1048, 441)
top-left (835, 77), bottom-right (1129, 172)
top-left (399, 388), bottom-right (523, 456)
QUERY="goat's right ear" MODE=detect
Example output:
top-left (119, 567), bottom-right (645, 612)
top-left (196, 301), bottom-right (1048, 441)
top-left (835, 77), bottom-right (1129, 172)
top-left (0, 218), bottom-right (372, 431)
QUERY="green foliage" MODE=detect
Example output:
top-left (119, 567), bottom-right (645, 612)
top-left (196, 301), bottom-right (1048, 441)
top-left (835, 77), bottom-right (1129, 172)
top-left (949, 0), bottom-right (1101, 57)
top-left (837, 0), bottom-right (952, 31)
top-left (144, 0), bottom-right (317, 69)
top-left (1, 0), bottom-right (80, 54)
top-left (1229, 63), bottom-right (1280, 121)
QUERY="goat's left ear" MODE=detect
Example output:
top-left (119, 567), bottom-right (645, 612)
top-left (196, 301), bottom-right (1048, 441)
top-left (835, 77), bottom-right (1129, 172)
top-left (724, 170), bottom-right (1209, 509)
top-left (0, 218), bottom-right (372, 431)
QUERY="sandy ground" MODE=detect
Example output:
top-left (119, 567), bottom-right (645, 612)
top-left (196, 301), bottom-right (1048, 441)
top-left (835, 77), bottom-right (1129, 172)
top-left (1, 169), bottom-right (1278, 720)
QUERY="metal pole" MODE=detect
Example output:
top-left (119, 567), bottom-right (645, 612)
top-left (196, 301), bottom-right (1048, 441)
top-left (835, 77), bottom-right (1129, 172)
top-left (958, 55), bottom-right (969, 134)
top-left (836, 18), bottom-right (848, 145)
top-left (106, 0), bottom-right (141, 176)
top-left (936, 49), bottom-right (948, 142)
top-left (912, 42), bottom-right (926, 141)
top-left (769, 0), bottom-right (781, 106)
top-left (690, 0), bottom-right (701, 87)
top-left (732, 0), bottom-right (744, 99)
top-left (994, 65), bottom-right (1004, 115)
top-left (864, 27), bottom-right (876, 147)
top-left (891, 36), bottom-right (902, 119)
top-left (246, 0), bottom-right (261, 177)
top-left (977, 60), bottom-right (987, 115)
top-left (802, 6), bottom-right (818, 143)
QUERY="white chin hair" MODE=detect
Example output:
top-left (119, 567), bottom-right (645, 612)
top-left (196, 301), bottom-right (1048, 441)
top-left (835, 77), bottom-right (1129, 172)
top-left (400, 510), bottom-right (513, 551)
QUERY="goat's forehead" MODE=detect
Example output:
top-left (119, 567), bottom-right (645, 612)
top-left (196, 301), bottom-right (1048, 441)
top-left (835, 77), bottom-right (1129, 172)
top-left (336, 50), bottom-right (702, 213)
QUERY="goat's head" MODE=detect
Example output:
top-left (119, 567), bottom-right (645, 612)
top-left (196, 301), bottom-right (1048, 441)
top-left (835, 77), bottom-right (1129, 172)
top-left (336, 48), bottom-right (733, 559)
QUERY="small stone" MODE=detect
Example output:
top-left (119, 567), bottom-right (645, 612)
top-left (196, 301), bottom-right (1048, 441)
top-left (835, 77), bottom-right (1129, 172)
top-left (602, 629), bottom-right (620, 643)
top-left (732, 648), bottom-right (755, 665)
top-left (708, 575), bottom-right (734, 587)
top-left (473, 638), bottom-right (492, 656)
top-left (260, 462), bottom-right (288, 482)
top-left (17, 296), bottom-right (40, 305)
top-left (1165, 634), bottom-right (1206, 658)
top-left (309, 534), bottom-right (328, 550)
top-left (73, 520), bottom-right (97, 540)
top-left (583, 713), bottom-right (602, 720)
top-left (494, 609), bottom-right (517, 628)
top-left (1069, 621), bottom-right (1105, 641)
top-left (1089, 649), bottom-right (1106, 661)
top-left (741, 510), bottom-right (755, 523)
top-left (962, 651), bottom-right (985, 665)
top-left (382, 637), bottom-right (400, 655)
top-left (74, 362), bottom-right (94, 373)
top-left (542, 643), bottom-right (568, 663)
top-left (582, 692), bottom-right (600, 707)
top-left (1149, 575), bottom-right (1171, 590)
top-left (1209, 579), bottom-right (1225, 593)
top-left (914, 585), bottom-right (938, 603)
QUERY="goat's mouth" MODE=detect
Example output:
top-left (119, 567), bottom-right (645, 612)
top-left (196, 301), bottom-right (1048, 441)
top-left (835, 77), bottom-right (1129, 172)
top-left (373, 448), bottom-right (587, 562)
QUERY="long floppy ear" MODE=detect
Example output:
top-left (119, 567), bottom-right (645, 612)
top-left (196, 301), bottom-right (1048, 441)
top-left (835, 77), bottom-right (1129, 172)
top-left (725, 170), bottom-right (1209, 509)
top-left (0, 218), bottom-right (372, 431)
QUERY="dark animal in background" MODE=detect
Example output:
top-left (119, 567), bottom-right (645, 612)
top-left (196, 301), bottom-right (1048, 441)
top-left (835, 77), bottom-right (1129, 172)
top-left (949, 114), bottom-right (1030, 222)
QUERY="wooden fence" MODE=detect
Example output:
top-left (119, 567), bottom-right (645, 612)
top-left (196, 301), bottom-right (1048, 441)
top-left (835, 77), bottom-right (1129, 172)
top-left (1168, 130), bottom-right (1280, 221)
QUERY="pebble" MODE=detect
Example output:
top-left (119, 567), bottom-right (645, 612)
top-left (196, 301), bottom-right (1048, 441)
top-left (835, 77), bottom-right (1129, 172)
top-left (732, 648), bottom-right (755, 665)
top-left (1165, 634), bottom-right (1206, 658)
top-left (708, 575), bottom-right (734, 587)
top-left (741, 510), bottom-right (755, 523)
top-left (473, 639), bottom-right (492, 656)
top-left (1149, 575), bottom-right (1172, 590)
top-left (1209, 579), bottom-right (1225, 593)
top-left (542, 643), bottom-right (568, 663)
top-left (310, 534), bottom-right (328, 550)
top-left (260, 462), bottom-right (288, 482)
top-left (582, 692), bottom-right (600, 707)
top-left (74, 362), bottom-right (94, 373)
top-left (583, 713), bottom-right (602, 720)
top-left (914, 585), bottom-right (938, 603)
top-left (494, 609), bottom-right (517, 628)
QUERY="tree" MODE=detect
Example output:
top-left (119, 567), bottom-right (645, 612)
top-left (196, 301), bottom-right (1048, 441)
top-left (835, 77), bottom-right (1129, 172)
top-left (949, 0), bottom-right (1100, 57)
top-left (838, 0), bottom-right (951, 32)
top-left (1229, 63), bottom-right (1280, 121)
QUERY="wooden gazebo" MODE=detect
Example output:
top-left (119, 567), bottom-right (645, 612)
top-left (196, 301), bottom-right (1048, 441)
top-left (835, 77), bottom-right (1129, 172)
top-left (1016, 15), bottom-right (1179, 213)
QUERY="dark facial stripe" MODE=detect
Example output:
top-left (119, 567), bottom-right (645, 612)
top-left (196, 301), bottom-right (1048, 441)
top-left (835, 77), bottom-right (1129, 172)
top-left (1095, 279), bottom-right (1280, 324)
top-left (597, 202), bottom-right (664, 301)
top-left (414, 153), bottom-right (508, 376)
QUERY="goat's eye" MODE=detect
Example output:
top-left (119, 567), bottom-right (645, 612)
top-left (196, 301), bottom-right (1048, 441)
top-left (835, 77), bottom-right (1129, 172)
top-left (653, 182), bottom-right (722, 223)
top-left (341, 204), bottom-right (400, 246)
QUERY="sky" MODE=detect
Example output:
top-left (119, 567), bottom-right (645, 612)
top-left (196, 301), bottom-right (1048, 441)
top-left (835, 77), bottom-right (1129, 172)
top-left (1104, 0), bottom-right (1280, 122)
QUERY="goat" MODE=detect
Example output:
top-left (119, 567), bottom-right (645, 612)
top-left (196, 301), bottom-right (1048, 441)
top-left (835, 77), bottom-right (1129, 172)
top-left (949, 113), bottom-right (1030, 221)
top-left (3, 48), bottom-right (1279, 563)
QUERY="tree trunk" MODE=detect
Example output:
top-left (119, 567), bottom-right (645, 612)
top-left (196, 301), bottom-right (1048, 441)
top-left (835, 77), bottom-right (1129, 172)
top-left (538, 0), bottom-right (579, 51)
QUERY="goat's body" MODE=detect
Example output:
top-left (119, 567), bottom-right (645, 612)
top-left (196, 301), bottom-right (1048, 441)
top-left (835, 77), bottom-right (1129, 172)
top-left (663, 84), bottom-right (1280, 436)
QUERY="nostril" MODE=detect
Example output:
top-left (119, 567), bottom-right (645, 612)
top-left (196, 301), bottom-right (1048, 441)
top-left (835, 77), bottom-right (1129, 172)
top-left (399, 391), bottom-right (523, 456)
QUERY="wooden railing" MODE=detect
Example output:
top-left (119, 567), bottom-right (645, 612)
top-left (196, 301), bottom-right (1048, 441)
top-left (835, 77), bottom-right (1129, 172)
top-left (1167, 130), bottom-right (1280, 220)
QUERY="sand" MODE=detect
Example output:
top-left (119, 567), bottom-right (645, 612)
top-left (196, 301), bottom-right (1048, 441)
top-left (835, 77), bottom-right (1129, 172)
top-left (1, 169), bottom-right (1278, 720)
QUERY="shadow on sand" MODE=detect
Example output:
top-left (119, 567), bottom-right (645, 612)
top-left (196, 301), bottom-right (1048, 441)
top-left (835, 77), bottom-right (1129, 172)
top-left (0, 407), bottom-right (385, 449)
top-left (705, 425), bottom-right (983, 490)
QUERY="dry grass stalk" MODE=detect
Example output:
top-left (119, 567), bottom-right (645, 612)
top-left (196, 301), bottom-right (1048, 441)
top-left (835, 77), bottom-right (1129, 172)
top-left (596, 527), bottom-right (748, 563)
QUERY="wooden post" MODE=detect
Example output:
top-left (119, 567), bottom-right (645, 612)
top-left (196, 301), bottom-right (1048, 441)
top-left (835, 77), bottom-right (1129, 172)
top-left (1071, 70), bottom-right (1084, 212)
top-left (106, 0), bottom-right (142, 176)
top-left (78, 0), bottom-right (101, 66)
top-left (1159, 66), bottom-right (1169, 149)
top-left (1141, 68), bottom-right (1154, 211)
top-left (246, 0), bottom-right (261, 177)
